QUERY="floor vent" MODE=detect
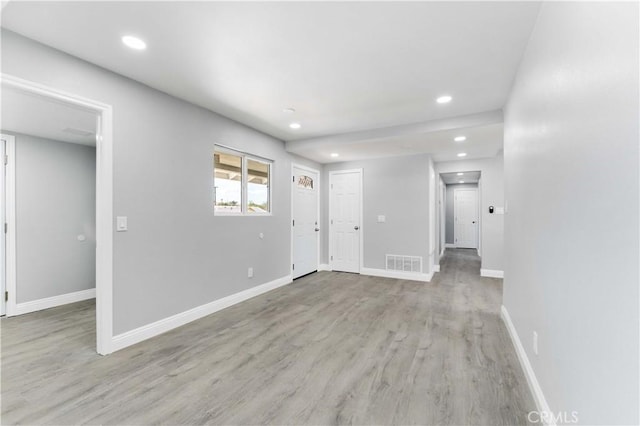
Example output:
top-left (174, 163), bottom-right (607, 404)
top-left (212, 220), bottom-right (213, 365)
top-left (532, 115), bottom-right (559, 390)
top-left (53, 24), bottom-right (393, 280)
top-left (386, 255), bottom-right (422, 273)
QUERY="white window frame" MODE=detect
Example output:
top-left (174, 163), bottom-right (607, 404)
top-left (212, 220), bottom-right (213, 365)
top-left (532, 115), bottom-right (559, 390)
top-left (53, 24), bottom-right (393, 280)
top-left (213, 145), bottom-right (272, 216)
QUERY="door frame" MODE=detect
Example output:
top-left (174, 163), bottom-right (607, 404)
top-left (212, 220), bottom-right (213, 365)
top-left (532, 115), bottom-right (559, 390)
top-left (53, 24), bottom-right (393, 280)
top-left (453, 187), bottom-right (479, 249)
top-left (328, 168), bottom-right (363, 273)
top-left (0, 135), bottom-right (12, 316)
top-left (439, 178), bottom-right (446, 258)
top-left (290, 163), bottom-right (321, 278)
top-left (2, 73), bottom-right (114, 355)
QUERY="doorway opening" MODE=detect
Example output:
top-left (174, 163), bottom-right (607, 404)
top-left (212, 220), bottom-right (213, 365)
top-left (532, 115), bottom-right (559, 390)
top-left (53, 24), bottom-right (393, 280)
top-left (439, 171), bottom-right (481, 254)
top-left (1, 75), bottom-right (113, 355)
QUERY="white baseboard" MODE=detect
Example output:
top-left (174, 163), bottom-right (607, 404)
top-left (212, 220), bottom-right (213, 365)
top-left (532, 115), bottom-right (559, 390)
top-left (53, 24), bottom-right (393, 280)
top-left (12, 288), bottom-right (96, 316)
top-left (433, 264), bottom-right (440, 273)
top-left (360, 267), bottom-right (432, 282)
top-left (111, 274), bottom-right (293, 352)
top-left (445, 243), bottom-right (456, 248)
top-left (318, 264), bottom-right (331, 271)
top-left (481, 268), bottom-right (504, 278)
top-left (501, 306), bottom-right (554, 425)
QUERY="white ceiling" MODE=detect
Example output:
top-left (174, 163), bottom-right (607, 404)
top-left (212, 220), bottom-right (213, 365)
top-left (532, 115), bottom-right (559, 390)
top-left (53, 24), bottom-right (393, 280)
top-left (1, 1), bottom-right (540, 162)
top-left (1, 86), bottom-right (97, 146)
top-left (441, 171), bottom-right (481, 185)
top-left (287, 112), bottom-right (504, 163)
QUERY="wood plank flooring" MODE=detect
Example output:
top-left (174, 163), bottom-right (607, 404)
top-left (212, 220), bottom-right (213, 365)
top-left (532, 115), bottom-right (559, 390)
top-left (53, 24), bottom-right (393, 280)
top-left (1, 249), bottom-right (535, 425)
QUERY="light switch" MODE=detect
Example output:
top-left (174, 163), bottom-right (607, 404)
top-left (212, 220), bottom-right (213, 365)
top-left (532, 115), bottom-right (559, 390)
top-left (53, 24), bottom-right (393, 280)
top-left (116, 216), bottom-right (128, 232)
top-left (377, 215), bottom-right (386, 223)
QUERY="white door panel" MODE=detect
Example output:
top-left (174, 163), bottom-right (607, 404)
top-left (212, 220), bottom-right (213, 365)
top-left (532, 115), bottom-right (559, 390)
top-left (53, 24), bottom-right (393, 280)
top-left (292, 167), bottom-right (319, 279)
top-left (330, 170), bottom-right (361, 273)
top-left (454, 188), bottom-right (478, 249)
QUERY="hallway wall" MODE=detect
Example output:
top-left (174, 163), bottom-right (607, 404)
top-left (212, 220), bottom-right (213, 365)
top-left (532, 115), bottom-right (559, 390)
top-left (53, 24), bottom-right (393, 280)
top-left (503, 2), bottom-right (639, 424)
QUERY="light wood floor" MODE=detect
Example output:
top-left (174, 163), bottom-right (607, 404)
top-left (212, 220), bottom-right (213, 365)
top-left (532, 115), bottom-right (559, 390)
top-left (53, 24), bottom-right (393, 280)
top-left (1, 249), bottom-right (534, 425)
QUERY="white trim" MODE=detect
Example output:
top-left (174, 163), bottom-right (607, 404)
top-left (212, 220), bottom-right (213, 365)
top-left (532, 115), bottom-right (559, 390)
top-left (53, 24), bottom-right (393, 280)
top-left (13, 288), bottom-right (96, 316)
top-left (501, 306), bottom-right (555, 426)
top-left (481, 269), bottom-right (504, 278)
top-left (445, 243), bottom-right (457, 248)
top-left (112, 274), bottom-right (293, 352)
top-left (0, 136), bottom-right (7, 316)
top-left (428, 159), bottom-right (436, 274)
top-left (328, 168), bottom-right (363, 273)
top-left (318, 263), bottom-right (331, 271)
top-left (433, 264), bottom-right (440, 273)
top-left (2, 74), bottom-right (114, 355)
top-left (477, 176), bottom-right (483, 257)
top-left (3, 134), bottom-right (16, 318)
top-left (291, 163), bottom-right (321, 279)
top-left (360, 267), bottom-right (432, 283)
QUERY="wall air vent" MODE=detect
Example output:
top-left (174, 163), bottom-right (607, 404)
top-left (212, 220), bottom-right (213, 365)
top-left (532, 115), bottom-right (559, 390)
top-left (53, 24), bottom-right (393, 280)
top-left (386, 255), bottom-right (422, 273)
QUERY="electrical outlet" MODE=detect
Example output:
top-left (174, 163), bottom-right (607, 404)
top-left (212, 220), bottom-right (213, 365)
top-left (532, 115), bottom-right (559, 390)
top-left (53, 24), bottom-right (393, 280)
top-left (533, 331), bottom-right (538, 355)
top-left (248, 267), bottom-right (253, 278)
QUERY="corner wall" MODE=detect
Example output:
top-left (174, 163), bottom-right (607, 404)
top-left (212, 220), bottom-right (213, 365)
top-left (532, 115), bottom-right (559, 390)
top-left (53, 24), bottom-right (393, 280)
top-left (1, 30), bottom-right (321, 337)
top-left (503, 2), bottom-right (639, 424)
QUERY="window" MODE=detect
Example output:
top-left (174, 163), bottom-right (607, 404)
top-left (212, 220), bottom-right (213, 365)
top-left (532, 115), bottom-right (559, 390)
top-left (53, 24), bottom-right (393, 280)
top-left (247, 158), bottom-right (270, 213)
top-left (214, 146), bottom-right (272, 215)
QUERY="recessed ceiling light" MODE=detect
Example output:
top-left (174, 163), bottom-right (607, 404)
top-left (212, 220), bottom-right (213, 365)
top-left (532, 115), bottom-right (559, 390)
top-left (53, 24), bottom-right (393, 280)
top-left (289, 122), bottom-right (301, 129)
top-left (330, 153), bottom-right (339, 158)
top-left (122, 35), bottom-right (147, 50)
top-left (454, 136), bottom-right (466, 142)
top-left (457, 172), bottom-right (464, 176)
top-left (457, 152), bottom-right (467, 157)
top-left (283, 107), bottom-right (296, 113)
top-left (459, 180), bottom-right (465, 184)
top-left (436, 95), bottom-right (452, 104)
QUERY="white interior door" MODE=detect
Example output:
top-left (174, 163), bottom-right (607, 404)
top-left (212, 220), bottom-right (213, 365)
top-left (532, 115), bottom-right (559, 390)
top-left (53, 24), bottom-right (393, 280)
top-left (0, 136), bottom-right (5, 315)
top-left (454, 188), bottom-right (478, 249)
top-left (292, 166), bottom-right (319, 279)
top-left (330, 170), bottom-right (361, 273)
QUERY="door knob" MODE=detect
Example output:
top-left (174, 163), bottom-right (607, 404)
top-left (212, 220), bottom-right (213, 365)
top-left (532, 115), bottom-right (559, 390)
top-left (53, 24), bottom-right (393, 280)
top-left (472, 221), bottom-right (476, 224)
top-left (315, 228), bottom-right (320, 232)
top-left (354, 226), bottom-right (360, 230)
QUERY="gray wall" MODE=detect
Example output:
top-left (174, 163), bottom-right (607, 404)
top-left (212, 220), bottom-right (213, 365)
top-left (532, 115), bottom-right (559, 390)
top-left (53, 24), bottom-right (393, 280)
top-left (8, 132), bottom-right (96, 303)
top-left (322, 154), bottom-right (431, 272)
top-left (445, 183), bottom-right (478, 245)
top-left (436, 156), bottom-right (503, 271)
top-left (503, 2), bottom-right (639, 424)
top-left (1, 30), bottom-right (321, 335)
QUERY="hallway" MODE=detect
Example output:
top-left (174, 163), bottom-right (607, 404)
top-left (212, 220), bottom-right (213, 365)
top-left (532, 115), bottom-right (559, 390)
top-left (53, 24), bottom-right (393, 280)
top-left (2, 249), bottom-right (534, 425)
